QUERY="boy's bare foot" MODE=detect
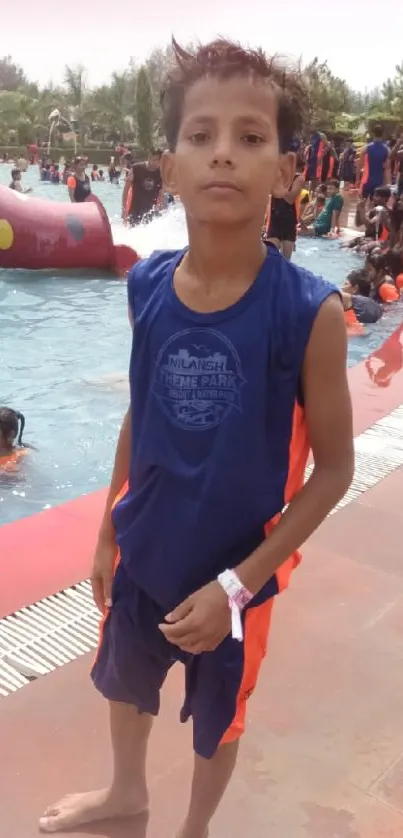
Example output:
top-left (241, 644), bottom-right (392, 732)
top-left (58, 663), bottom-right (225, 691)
top-left (38, 787), bottom-right (148, 833)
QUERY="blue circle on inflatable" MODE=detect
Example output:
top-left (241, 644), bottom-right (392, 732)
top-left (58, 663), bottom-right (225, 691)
top-left (66, 214), bottom-right (85, 242)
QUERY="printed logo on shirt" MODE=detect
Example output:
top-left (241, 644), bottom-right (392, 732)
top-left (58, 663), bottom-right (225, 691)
top-left (152, 328), bottom-right (245, 431)
top-left (144, 177), bottom-right (157, 191)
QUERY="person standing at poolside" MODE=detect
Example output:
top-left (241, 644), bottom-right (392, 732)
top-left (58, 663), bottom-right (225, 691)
top-left (266, 171), bottom-right (305, 259)
top-left (67, 156), bottom-right (91, 203)
top-left (39, 38), bottom-right (353, 836)
top-left (357, 124), bottom-right (391, 199)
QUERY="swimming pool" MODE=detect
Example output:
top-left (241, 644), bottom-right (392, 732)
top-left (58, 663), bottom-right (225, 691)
top-left (1, 162), bottom-right (402, 524)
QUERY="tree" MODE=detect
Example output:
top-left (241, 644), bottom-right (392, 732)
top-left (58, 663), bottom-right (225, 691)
top-left (0, 45), bottom-right (401, 151)
top-left (303, 58), bottom-right (352, 133)
top-left (0, 56), bottom-right (27, 91)
top-left (136, 66), bottom-right (153, 153)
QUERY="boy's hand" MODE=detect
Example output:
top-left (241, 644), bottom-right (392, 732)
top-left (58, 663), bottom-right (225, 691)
top-left (91, 535), bottom-right (117, 612)
top-left (159, 581), bottom-right (231, 654)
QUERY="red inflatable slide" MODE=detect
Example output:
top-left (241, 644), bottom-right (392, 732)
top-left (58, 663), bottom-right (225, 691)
top-left (0, 185), bottom-right (137, 274)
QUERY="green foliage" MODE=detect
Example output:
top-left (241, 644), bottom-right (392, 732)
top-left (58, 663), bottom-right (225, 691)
top-left (136, 66), bottom-right (153, 154)
top-left (1, 50), bottom-right (403, 151)
top-left (0, 146), bottom-right (127, 164)
top-left (0, 56), bottom-right (27, 91)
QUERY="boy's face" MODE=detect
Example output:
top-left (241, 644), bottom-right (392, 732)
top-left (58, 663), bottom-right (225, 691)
top-left (148, 154), bottom-right (161, 171)
top-left (327, 183), bottom-right (337, 197)
top-left (162, 77), bottom-right (294, 226)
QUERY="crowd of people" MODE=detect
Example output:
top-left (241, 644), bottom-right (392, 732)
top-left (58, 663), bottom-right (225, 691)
top-left (3, 125), bottom-right (403, 333)
top-left (261, 125), bottom-right (403, 332)
top-left (4, 147), bottom-right (175, 224)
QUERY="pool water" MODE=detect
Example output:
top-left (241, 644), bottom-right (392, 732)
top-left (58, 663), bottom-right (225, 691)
top-left (1, 162), bottom-right (402, 524)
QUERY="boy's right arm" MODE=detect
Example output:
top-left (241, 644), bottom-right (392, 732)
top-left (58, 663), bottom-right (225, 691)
top-left (91, 305), bottom-right (134, 611)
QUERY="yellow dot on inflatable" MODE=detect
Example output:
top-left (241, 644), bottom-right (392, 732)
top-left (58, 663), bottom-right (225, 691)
top-left (0, 219), bottom-right (14, 250)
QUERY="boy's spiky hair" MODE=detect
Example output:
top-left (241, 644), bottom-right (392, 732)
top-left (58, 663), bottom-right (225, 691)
top-left (161, 38), bottom-right (309, 153)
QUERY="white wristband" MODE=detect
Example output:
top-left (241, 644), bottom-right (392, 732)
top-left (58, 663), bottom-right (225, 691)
top-left (217, 570), bottom-right (253, 642)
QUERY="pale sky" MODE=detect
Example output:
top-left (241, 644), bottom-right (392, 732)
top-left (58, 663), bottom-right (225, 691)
top-left (4, 0), bottom-right (400, 91)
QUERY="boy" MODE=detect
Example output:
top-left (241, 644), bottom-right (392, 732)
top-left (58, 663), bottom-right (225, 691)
top-left (122, 149), bottom-right (164, 226)
top-left (357, 124), bottom-right (391, 199)
top-left (9, 167), bottom-right (31, 194)
top-left (300, 178), bottom-right (344, 237)
top-left (39, 39), bottom-right (354, 835)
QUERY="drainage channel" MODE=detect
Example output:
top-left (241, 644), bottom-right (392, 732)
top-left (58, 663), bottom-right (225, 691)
top-left (1, 404), bottom-right (403, 697)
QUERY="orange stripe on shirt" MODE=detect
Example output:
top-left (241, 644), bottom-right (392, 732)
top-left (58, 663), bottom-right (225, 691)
top-left (220, 598), bottom-right (274, 745)
top-left (361, 152), bottom-right (369, 186)
top-left (264, 401), bottom-right (310, 593)
top-left (316, 140), bottom-right (324, 180)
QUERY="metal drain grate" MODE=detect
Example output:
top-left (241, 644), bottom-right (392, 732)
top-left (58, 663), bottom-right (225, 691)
top-left (0, 581), bottom-right (98, 696)
top-left (1, 404), bottom-right (403, 697)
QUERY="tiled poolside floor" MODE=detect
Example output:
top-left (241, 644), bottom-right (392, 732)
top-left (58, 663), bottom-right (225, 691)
top-left (1, 462), bottom-right (403, 837)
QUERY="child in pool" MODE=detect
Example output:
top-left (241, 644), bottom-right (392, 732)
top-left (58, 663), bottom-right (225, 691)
top-left (0, 407), bottom-right (29, 471)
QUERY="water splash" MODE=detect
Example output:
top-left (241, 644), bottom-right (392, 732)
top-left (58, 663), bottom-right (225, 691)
top-left (111, 202), bottom-right (188, 258)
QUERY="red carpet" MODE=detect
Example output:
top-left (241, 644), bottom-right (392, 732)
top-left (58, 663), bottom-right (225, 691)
top-left (0, 489), bottom-right (106, 618)
top-left (0, 325), bottom-right (402, 620)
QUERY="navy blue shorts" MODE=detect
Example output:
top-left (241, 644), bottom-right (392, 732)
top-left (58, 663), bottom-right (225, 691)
top-left (361, 182), bottom-right (380, 200)
top-left (91, 561), bottom-right (273, 758)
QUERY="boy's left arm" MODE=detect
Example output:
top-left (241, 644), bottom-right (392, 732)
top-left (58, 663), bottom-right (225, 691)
top-left (160, 294), bottom-right (354, 653)
top-left (235, 293), bottom-right (353, 596)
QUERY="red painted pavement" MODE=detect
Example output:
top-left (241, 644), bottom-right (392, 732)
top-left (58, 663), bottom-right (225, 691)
top-left (0, 324), bottom-right (402, 619)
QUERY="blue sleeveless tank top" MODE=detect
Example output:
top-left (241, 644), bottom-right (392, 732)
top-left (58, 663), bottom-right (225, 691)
top-left (112, 247), bottom-right (337, 611)
top-left (366, 141), bottom-right (388, 187)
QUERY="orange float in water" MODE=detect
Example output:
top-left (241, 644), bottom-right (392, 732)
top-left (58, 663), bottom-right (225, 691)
top-left (0, 185), bottom-right (138, 275)
top-left (396, 273), bottom-right (403, 292)
top-left (378, 282), bottom-right (399, 303)
top-left (344, 307), bottom-right (364, 335)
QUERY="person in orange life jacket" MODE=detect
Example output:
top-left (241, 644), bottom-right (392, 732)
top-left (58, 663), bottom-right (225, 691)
top-left (0, 407), bottom-right (31, 473)
top-left (341, 269), bottom-right (382, 324)
top-left (39, 38), bottom-right (354, 837)
top-left (304, 130), bottom-right (322, 184)
top-left (0, 407), bottom-right (28, 454)
top-left (67, 157), bottom-right (91, 203)
top-left (380, 246), bottom-right (403, 284)
top-left (122, 149), bottom-right (163, 226)
top-left (319, 136), bottom-right (338, 184)
top-left (366, 252), bottom-right (399, 303)
top-left (357, 124), bottom-right (391, 199)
